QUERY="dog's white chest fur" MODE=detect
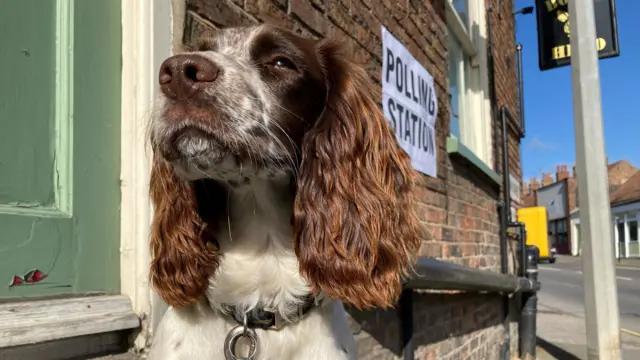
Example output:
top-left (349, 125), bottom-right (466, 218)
top-left (206, 178), bottom-right (309, 316)
top-left (148, 179), bottom-right (356, 360)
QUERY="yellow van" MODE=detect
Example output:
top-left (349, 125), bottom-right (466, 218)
top-left (517, 206), bottom-right (557, 263)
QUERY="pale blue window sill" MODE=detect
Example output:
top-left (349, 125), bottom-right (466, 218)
top-left (446, 136), bottom-right (501, 186)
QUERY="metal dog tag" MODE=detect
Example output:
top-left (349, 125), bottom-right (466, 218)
top-left (224, 325), bottom-right (258, 360)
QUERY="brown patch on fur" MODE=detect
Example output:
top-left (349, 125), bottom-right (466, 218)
top-left (149, 156), bottom-right (225, 308)
top-left (293, 39), bottom-right (422, 309)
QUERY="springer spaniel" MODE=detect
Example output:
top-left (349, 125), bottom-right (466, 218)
top-left (147, 24), bottom-right (421, 360)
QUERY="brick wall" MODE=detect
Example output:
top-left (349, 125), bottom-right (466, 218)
top-left (488, 0), bottom-right (521, 189)
top-left (178, 0), bottom-right (521, 358)
top-left (608, 160), bottom-right (639, 191)
top-left (567, 177), bottom-right (578, 212)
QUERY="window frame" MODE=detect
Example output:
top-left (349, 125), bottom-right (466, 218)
top-left (445, 0), bottom-right (493, 169)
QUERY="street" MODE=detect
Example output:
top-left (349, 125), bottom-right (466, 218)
top-left (537, 255), bottom-right (640, 358)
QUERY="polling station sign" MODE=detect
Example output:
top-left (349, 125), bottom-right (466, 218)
top-left (382, 26), bottom-right (438, 178)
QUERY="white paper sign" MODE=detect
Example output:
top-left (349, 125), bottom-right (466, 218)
top-left (510, 173), bottom-right (521, 203)
top-left (382, 25), bottom-right (438, 178)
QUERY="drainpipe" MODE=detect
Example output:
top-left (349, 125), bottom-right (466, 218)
top-left (516, 43), bottom-right (526, 138)
top-left (499, 105), bottom-right (512, 360)
top-left (502, 107), bottom-right (529, 279)
top-left (519, 246), bottom-right (539, 359)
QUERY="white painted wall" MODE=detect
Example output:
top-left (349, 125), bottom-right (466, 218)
top-left (571, 201), bottom-right (640, 258)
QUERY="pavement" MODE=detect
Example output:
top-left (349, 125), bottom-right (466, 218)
top-left (536, 255), bottom-right (640, 359)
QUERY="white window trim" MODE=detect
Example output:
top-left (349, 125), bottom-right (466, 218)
top-left (445, 3), bottom-right (478, 60)
top-left (121, 0), bottom-right (180, 350)
top-left (445, 0), bottom-right (493, 169)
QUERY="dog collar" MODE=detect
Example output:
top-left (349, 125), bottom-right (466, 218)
top-left (221, 296), bottom-right (318, 331)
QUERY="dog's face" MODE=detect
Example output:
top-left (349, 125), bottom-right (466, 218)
top-left (149, 25), bottom-right (422, 310)
top-left (151, 25), bottom-right (328, 181)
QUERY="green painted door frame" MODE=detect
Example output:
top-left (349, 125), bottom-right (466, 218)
top-left (0, 0), bottom-right (121, 298)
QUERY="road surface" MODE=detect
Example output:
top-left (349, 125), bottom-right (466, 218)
top-left (538, 255), bottom-right (640, 334)
top-left (536, 255), bottom-right (640, 358)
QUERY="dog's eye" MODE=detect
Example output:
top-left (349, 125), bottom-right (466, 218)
top-left (267, 57), bottom-right (296, 70)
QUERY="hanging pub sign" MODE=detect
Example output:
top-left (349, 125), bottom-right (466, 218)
top-left (535, 0), bottom-right (620, 71)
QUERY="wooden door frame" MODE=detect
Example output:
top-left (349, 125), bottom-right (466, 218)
top-left (120, 0), bottom-right (184, 350)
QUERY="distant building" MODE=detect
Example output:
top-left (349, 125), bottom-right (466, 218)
top-left (520, 165), bottom-right (577, 254)
top-left (571, 169), bottom-right (640, 258)
top-left (608, 160), bottom-right (639, 192)
top-left (522, 160), bottom-right (638, 256)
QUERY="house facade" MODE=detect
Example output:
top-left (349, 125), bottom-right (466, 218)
top-left (520, 165), bottom-right (577, 255)
top-left (522, 161), bottom-right (638, 257)
top-left (0, 0), bottom-right (524, 358)
top-left (570, 171), bottom-right (640, 258)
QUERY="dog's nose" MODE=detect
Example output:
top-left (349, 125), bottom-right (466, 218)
top-left (159, 54), bottom-right (219, 99)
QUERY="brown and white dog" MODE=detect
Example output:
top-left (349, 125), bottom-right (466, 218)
top-left (147, 24), bottom-right (421, 360)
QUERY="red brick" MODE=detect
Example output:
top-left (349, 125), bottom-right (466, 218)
top-left (289, 0), bottom-right (327, 35)
top-left (187, 0), bottom-right (257, 27)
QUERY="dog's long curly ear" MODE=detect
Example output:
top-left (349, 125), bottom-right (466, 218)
top-left (149, 156), bottom-right (222, 308)
top-left (293, 40), bottom-right (422, 309)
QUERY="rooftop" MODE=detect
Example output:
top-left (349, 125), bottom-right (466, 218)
top-left (610, 170), bottom-right (640, 206)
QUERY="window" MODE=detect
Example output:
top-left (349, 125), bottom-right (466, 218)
top-left (616, 218), bottom-right (638, 243)
top-left (549, 219), bottom-right (568, 245)
top-left (446, 0), bottom-right (493, 167)
top-left (451, 0), bottom-right (469, 26)
top-left (617, 222), bottom-right (626, 243)
top-left (448, 35), bottom-right (466, 139)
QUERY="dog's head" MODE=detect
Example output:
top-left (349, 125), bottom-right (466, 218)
top-left (150, 25), bottom-right (327, 181)
top-left (149, 25), bottom-right (421, 310)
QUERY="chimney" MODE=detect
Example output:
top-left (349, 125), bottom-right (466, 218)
top-left (542, 172), bottom-right (554, 186)
top-left (556, 164), bottom-right (569, 181)
top-left (522, 180), bottom-right (530, 197)
top-left (572, 164), bottom-right (577, 177)
top-left (530, 177), bottom-right (541, 191)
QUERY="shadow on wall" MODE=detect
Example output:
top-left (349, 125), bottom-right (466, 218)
top-left (346, 292), bottom-right (505, 357)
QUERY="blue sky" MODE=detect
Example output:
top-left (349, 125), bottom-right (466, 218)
top-left (515, 0), bottom-right (639, 180)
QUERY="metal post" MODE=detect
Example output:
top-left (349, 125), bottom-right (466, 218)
top-left (568, 1), bottom-right (621, 359)
top-left (519, 246), bottom-right (538, 360)
top-left (614, 217), bottom-right (620, 261)
top-left (516, 43), bottom-right (525, 137)
top-left (624, 214), bottom-right (630, 258)
top-left (400, 290), bottom-right (414, 360)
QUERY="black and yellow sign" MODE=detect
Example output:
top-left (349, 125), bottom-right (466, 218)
top-left (535, 0), bottom-right (620, 71)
